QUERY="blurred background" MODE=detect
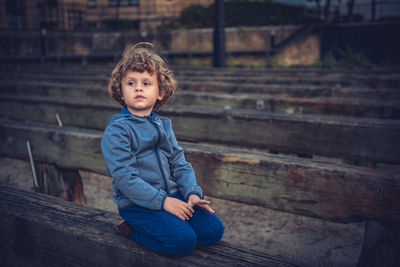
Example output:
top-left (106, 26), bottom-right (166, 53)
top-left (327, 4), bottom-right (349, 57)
top-left (1, 0), bottom-right (399, 67)
top-left (1, 1), bottom-right (400, 266)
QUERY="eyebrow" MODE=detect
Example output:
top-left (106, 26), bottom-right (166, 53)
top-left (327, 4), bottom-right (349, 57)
top-left (124, 76), bottom-right (154, 81)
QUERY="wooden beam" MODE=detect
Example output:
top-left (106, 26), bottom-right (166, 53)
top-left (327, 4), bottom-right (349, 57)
top-left (2, 77), bottom-right (399, 101)
top-left (2, 66), bottom-right (399, 87)
top-left (1, 95), bottom-right (399, 164)
top-left (7, 71), bottom-right (350, 86)
top-left (2, 70), bottom-right (396, 89)
top-left (2, 84), bottom-right (399, 120)
top-left (168, 91), bottom-right (400, 119)
top-left (3, 63), bottom-right (398, 75)
top-left (163, 108), bottom-right (400, 164)
top-left (0, 119), bottom-right (399, 222)
top-left (178, 82), bottom-right (400, 100)
top-left (0, 185), bottom-right (295, 267)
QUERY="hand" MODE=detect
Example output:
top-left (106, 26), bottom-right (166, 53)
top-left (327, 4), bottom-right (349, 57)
top-left (163, 196), bottom-right (194, 221)
top-left (187, 194), bottom-right (215, 215)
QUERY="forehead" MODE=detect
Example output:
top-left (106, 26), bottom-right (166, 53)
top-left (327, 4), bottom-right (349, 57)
top-left (123, 70), bottom-right (156, 80)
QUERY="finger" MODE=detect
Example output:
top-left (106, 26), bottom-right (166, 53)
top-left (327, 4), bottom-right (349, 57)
top-left (175, 210), bottom-right (186, 221)
top-left (178, 209), bottom-right (189, 220)
top-left (187, 205), bottom-right (195, 213)
top-left (182, 206), bottom-right (193, 218)
top-left (197, 199), bottom-right (211, 205)
top-left (197, 204), bottom-right (215, 214)
top-left (187, 201), bottom-right (195, 210)
top-left (197, 203), bottom-right (210, 209)
top-left (206, 206), bottom-right (215, 214)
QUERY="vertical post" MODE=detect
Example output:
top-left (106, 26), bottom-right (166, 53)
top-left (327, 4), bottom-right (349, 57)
top-left (213, 0), bottom-right (225, 68)
top-left (371, 0), bottom-right (376, 22)
top-left (324, 0), bottom-right (331, 24)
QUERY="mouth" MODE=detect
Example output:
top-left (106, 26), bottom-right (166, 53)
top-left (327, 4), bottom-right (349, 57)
top-left (135, 95), bottom-right (145, 100)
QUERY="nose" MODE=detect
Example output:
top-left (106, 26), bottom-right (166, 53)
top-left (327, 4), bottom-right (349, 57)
top-left (135, 84), bottom-right (143, 91)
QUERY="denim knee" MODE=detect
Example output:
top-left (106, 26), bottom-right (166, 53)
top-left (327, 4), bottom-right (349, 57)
top-left (164, 229), bottom-right (197, 257)
top-left (199, 221), bottom-right (225, 245)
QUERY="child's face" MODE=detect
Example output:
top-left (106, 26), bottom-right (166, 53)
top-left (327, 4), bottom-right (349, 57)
top-left (121, 70), bottom-right (163, 117)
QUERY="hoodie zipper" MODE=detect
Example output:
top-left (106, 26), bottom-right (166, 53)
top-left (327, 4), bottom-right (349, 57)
top-left (147, 117), bottom-right (170, 195)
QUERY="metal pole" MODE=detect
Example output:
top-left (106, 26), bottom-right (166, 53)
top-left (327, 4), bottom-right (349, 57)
top-left (213, 0), bottom-right (225, 68)
top-left (26, 141), bottom-right (39, 189)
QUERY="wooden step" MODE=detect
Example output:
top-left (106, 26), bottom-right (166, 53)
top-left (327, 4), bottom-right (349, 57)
top-left (0, 119), bottom-right (399, 223)
top-left (2, 75), bottom-right (398, 101)
top-left (1, 95), bottom-right (399, 164)
top-left (2, 68), bottom-right (400, 88)
top-left (3, 63), bottom-right (399, 77)
top-left (179, 81), bottom-right (399, 100)
top-left (169, 91), bottom-right (400, 119)
top-left (0, 185), bottom-right (296, 266)
top-left (1, 81), bottom-right (399, 118)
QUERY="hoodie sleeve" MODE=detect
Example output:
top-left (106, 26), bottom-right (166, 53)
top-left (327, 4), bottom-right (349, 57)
top-left (167, 121), bottom-right (203, 201)
top-left (101, 121), bottom-right (167, 210)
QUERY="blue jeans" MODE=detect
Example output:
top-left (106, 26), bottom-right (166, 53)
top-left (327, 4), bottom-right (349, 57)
top-left (119, 194), bottom-right (225, 257)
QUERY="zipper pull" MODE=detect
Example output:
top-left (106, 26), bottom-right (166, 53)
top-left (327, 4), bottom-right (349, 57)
top-left (151, 118), bottom-right (161, 126)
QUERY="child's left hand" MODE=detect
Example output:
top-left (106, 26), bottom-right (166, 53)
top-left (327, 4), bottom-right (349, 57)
top-left (187, 194), bottom-right (215, 215)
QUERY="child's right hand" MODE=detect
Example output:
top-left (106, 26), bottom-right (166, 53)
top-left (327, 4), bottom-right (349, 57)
top-left (163, 196), bottom-right (195, 221)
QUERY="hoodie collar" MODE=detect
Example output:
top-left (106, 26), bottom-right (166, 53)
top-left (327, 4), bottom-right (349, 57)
top-left (120, 106), bottom-right (159, 121)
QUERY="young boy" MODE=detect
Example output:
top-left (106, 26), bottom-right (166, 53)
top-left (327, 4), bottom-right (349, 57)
top-left (101, 42), bottom-right (225, 257)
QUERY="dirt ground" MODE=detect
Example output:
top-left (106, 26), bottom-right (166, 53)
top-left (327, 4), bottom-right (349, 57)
top-left (0, 156), bottom-right (365, 267)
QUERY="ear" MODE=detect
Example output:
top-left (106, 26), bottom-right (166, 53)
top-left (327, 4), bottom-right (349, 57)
top-left (157, 90), bottom-right (165, 101)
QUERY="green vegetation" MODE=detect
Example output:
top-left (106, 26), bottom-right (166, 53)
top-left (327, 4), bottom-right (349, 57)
top-left (160, 0), bottom-right (316, 30)
top-left (315, 47), bottom-right (372, 67)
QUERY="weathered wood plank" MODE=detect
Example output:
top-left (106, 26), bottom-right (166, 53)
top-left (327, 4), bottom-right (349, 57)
top-left (0, 81), bottom-right (111, 102)
top-left (8, 71), bottom-right (351, 86)
top-left (2, 65), bottom-right (399, 88)
top-left (178, 81), bottom-right (400, 100)
top-left (2, 77), bottom-right (399, 101)
top-left (163, 108), bottom-right (400, 164)
top-left (2, 69), bottom-right (400, 91)
top-left (2, 83), bottom-right (399, 120)
top-left (0, 119), bottom-right (399, 222)
top-left (3, 62), bottom-right (398, 75)
top-left (1, 95), bottom-right (399, 164)
top-left (0, 185), bottom-right (295, 267)
top-left (169, 91), bottom-right (400, 119)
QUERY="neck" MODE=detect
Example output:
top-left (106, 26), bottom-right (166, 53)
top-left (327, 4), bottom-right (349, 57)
top-left (126, 106), bottom-right (152, 117)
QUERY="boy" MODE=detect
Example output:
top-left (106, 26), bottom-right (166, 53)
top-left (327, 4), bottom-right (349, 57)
top-left (101, 42), bottom-right (225, 257)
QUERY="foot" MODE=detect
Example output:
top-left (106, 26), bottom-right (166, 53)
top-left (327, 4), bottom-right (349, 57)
top-left (114, 219), bottom-right (133, 238)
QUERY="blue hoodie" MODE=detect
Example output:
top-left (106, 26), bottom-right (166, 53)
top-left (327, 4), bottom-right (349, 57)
top-left (101, 107), bottom-right (203, 211)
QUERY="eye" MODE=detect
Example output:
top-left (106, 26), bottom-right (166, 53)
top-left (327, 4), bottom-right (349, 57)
top-left (144, 82), bottom-right (151, 86)
top-left (128, 82), bottom-right (135, 86)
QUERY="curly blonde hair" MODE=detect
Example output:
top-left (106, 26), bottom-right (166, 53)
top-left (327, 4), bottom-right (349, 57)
top-left (108, 42), bottom-right (177, 111)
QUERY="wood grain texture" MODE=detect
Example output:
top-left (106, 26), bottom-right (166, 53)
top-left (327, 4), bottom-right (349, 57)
top-left (0, 185), bottom-right (297, 267)
top-left (0, 119), bottom-right (399, 222)
top-left (1, 95), bottom-right (399, 164)
top-left (2, 65), bottom-right (399, 88)
top-left (2, 75), bottom-right (399, 100)
top-left (169, 91), bottom-right (400, 119)
top-left (2, 82), bottom-right (400, 119)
